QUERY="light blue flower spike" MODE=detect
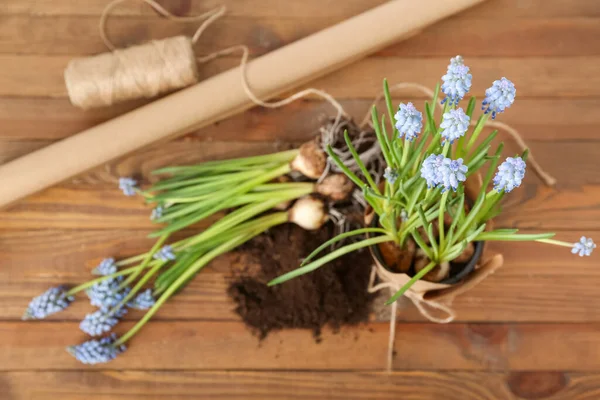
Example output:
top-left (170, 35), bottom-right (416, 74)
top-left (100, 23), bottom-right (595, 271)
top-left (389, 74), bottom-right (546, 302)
top-left (441, 56), bottom-right (472, 106)
top-left (572, 237), bottom-right (596, 257)
top-left (153, 245), bottom-right (176, 262)
top-left (482, 77), bottom-right (516, 119)
top-left (67, 333), bottom-right (126, 365)
top-left (128, 289), bottom-right (156, 310)
top-left (493, 156), bottom-right (526, 193)
top-left (421, 154), bottom-right (445, 188)
top-left (80, 307), bottom-right (127, 336)
top-left (394, 102), bottom-right (423, 141)
top-left (23, 286), bottom-right (74, 320)
top-left (440, 108), bottom-right (470, 144)
top-left (118, 177), bottom-right (138, 197)
top-left (151, 206), bottom-right (163, 221)
top-left (93, 258), bottom-right (117, 276)
top-left (439, 158), bottom-right (468, 192)
top-left (86, 277), bottom-right (130, 310)
top-left (421, 154), bottom-right (467, 192)
top-left (383, 167), bottom-right (399, 184)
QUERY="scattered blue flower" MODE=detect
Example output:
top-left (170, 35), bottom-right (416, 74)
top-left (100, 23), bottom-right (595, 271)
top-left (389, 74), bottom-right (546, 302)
top-left (420, 154), bottom-right (467, 192)
top-left (439, 158), bottom-right (468, 192)
top-left (151, 206), bottom-right (163, 221)
top-left (23, 286), bottom-right (74, 320)
top-left (394, 102), bottom-right (423, 141)
top-left (128, 289), bottom-right (156, 310)
top-left (441, 56), bottom-right (472, 106)
top-left (153, 245), bottom-right (176, 262)
top-left (118, 177), bottom-right (138, 197)
top-left (383, 167), bottom-right (399, 184)
top-left (86, 277), bottom-right (130, 310)
top-left (572, 236), bottom-right (596, 257)
top-left (493, 156), bottom-right (526, 193)
top-left (482, 77), bottom-right (516, 119)
top-left (67, 333), bottom-right (126, 365)
top-left (421, 154), bottom-right (445, 188)
top-left (440, 108), bottom-right (470, 144)
top-left (93, 258), bottom-right (117, 276)
top-left (80, 307), bottom-right (127, 336)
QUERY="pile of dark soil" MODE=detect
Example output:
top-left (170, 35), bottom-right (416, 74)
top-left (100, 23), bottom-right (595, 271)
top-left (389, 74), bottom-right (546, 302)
top-left (228, 223), bottom-right (375, 340)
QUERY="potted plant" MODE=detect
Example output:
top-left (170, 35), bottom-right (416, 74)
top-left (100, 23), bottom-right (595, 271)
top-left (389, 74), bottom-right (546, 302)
top-left (269, 56), bottom-right (595, 307)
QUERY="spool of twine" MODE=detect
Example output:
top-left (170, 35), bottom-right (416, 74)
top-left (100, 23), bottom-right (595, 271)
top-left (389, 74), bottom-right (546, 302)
top-left (63, 0), bottom-right (225, 109)
top-left (65, 36), bottom-right (199, 109)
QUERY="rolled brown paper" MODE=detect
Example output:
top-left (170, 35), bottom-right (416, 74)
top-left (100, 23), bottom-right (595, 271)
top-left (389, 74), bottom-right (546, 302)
top-left (0, 0), bottom-right (486, 208)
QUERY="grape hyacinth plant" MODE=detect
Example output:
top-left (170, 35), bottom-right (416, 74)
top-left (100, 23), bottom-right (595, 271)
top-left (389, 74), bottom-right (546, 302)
top-left (23, 287), bottom-right (74, 320)
top-left (22, 125), bottom-right (382, 364)
top-left (269, 55), bottom-right (594, 306)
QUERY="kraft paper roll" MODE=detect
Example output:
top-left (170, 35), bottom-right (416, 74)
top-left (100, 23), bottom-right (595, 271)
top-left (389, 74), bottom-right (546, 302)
top-left (0, 0), bottom-right (486, 208)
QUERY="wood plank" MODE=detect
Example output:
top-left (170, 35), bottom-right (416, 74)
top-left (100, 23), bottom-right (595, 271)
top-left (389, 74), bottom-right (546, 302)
top-left (1, 230), bottom-right (598, 323)
top-left (1, 15), bottom-right (598, 57)
top-left (1, 0), bottom-right (598, 18)
top-left (1, 97), bottom-right (598, 141)
top-left (2, 56), bottom-right (600, 98)
top-left (1, 181), bottom-right (598, 230)
top-left (3, 321), bottom-right (600, 370)
top-left (0, 136), bottom-right (597, 228)
top-left (301, 57), bottom-right (600, 99)
top-left (0, 370), bottom-right (587, 400)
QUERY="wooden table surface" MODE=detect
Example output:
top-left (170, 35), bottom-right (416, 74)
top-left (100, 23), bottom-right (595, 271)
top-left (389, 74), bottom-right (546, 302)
top-left (1, 0), bottom-right (599, 398)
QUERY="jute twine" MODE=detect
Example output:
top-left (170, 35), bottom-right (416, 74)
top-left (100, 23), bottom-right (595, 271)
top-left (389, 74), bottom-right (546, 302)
top-left (367, 265), bottom-right (455, 372)
top-left (64, 0), bottom-right (226, 109)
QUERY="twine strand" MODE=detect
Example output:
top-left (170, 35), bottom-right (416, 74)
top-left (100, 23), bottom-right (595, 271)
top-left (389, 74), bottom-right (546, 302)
top-left (99, 0), bottom-right (225, 50)
top-left (367, 264), bottom-right (455, 372)
top-left (360, 83), bottom-right (557, 187)
top-left (198, 44), bottom-right (350, 184)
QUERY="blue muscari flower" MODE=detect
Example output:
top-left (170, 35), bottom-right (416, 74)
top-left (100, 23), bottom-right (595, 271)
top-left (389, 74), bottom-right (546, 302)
top-left (449, 55), bottom-right (464, 66)
top-left (67, 333), bottom-right (126, 365)
top-left (118, 177), bottom-right (138, 197)
top-left (421, 154), bottom-right (445, 188)
top-left (420, 154), bottom-right (467, 192)
top-left (482, 77), bottom-right (516, 119)
top-left (153, 245), bottom-right (176, 262)
top-left (383, 167), bottom-right (399, 184)
top-left (493, 156), bottom-right (526, 193)
top-left (151, 206), bottom-right (163, 221)
top-left (80, 307), bottom-right (127, 336)
top-left (128, 289), bottom-right (156, 310)
top-left (572, 236), bottom-right (596, 257)
top-left (439, 158), bottom-right (468, 192)
top-left (93, 258), bottom-right (117, 276)
top-left (394, 102), bottom-right (423, 141)
top-left (440, 108), bottom-right (470, 144)
top-left (441, 56), bottom-right (472, 106)
top-left (86, 277), bottom-right (130, 310)
top-left (23, 286), bottom-right (74, 320)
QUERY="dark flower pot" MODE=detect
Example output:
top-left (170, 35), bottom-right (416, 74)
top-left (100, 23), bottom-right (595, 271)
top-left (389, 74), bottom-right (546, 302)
top-left (368, 214), bottom-right (485, 285)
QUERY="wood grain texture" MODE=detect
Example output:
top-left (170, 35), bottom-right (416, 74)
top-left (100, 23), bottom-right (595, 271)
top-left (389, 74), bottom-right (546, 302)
top-left (1, 0), bottom-right (598, 18)
top-left (2, 235), bottom-right (600, 323)
top-left (1, 97), bottom-right (599, 141)
top-left (1, 370), bottom-right (593, 400)
top-left (2, 56), bottom-right (600, 98)
top-left (1, 16), bottom-right (598, 57)
top-left (4, 321), bottom-right (600, 371)
top-left (2, 0), bottom-right (600, 395)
